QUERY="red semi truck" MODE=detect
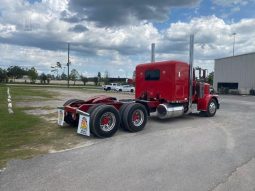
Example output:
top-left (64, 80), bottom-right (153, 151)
top-left (57, 60), bottom-right (220, 138)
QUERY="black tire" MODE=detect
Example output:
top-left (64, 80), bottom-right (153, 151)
top-left (107, 87), bottom-right (111, 91)
top-left (63, 99), bottom-right (84, 127)
top-left (90, 105), bottom-right (120, 138)
top-left (86, 104), bottom-right (103, 136)
top-left (122, 103), bottom-right (148, 132)
top-left (205, 99), bottom-right (217, 117)
top-left (119, 89), bottom-right (122, 92)
top-left (63, 99), bottom-right (83, 106)
top-left (64, 112), bottom-right (79, 127)
top-left (130, 89), bottom-right (134, 93)
top-left (119, 103), bottom-right (130, 131)
top-left (87, 104), bottom-right (102, 114)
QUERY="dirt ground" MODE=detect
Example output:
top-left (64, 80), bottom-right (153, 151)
top-left (17, 89), bottom-right (134, 109)
top-left (15, 88), bottom-right (135, 152)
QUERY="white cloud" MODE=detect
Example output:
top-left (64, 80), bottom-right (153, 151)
top-left (0, 44), bottom-right (66, 70)
top-left (212, 0), bottom-right (253, 6)
top-left (0, 0), bottom-right (68, 29)
top-left (156, 16), bottom-right (255, 71)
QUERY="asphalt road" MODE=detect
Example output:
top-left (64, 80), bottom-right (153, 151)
top-left (1, 95), bottom-right (255, 191)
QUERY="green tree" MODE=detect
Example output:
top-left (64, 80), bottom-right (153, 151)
top-left (93, 76), bottom-right (98, 86)
top-left (0, 68), bottom-right (8, 83)
top-left (207, 72), bottom-right (214, 85)
top-left (70, 69), bottom-right (79, 85)
top-left (61, 72), bottom-right (67, 80)
top-left (49, 74), bottom-right (55, 80)
top-left (27, 67), bottom-right (38, 83)
top-left (97, 72), bottom-right (101, 79)
top-left (46, 74), bottom-right (51, 84)
top-left (7, 66), bottom-right (26, 81)
top-left (39, 73), bottom-right (47, 84)
top-left (80, 75), bottom-right (88, 85)
top-left (103, 70), bottom-right (109, 85)
top-left (97, 72), bottom-right (101, 84)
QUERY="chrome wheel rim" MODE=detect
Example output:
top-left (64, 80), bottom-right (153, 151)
top-left (100, 112), bottom-right (116, 132)
top-left (132, 109), bottom-right (144, 127)
top-left (209, 102), bottom-right (216, 114)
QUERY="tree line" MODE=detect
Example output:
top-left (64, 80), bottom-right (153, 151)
top-left (0, 66), bottom-right (38, 83)
top-left (0, 66), bottom-right (127, 85)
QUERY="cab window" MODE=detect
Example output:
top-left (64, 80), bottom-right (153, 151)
top-left (145, 70), bottom-right (160, 80)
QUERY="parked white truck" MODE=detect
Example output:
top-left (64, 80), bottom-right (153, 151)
top-left (103, 83), bottom-right (120, 91)
top-left (115, 85), bottom-right (135, 92)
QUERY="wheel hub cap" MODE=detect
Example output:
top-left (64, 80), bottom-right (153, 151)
top-left (209, 102), bottom-right (216, 114)
top-left (100, 112), bottom-right (116, 132)
top-left (132, 109), bottom-right (144, 127)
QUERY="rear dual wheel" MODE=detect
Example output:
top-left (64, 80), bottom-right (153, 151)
top-left (89, 105), bottom-right (120, 138)
top-left (83, 103), bottom-right (148, 138)
top-left (120, 103), bottom-right (148, 132)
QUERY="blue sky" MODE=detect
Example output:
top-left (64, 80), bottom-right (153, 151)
top-left (0, 0), bottom-right (255, 77)
top-left (156, 0), bottom-right (255, 29)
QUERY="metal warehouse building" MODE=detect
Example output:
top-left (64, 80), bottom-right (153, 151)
top-left (213, 52), bottom-right (255, 94)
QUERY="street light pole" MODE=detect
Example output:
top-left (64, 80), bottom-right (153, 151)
top-left (67, 43), bottom-right (70, 88)
top-left (232, 32), bottom-right (236, 56)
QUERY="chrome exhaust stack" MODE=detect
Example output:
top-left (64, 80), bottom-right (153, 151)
top-left (151, 43), bottom-right (155, 63)
top-left (188, 34), bottom-right (194, 113)
top-left (156, 104), bottom-right (184, 119)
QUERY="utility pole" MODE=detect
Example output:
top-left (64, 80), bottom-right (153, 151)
top-left (67, 43), bottom-right (70, 88)
top-left (232, 32), bottom-right (236, 56)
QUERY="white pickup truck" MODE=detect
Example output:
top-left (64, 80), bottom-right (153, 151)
top-left (103, 83), bottom-right (120, 91)
top-left (115, 85), bottom-right (135, 92)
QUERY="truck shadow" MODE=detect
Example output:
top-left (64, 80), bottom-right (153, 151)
top-left (148, 112), bottom-right (202, 123)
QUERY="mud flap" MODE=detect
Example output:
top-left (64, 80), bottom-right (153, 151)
top-left (57, 107), bottom-right (65, 126)
top-left (77, 110), bottom-right (90, 136)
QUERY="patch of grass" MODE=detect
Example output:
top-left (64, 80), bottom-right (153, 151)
top-left (0, 86), bottom-right (43, 167)
top-left (0, 85), bottom-right (87, 168)
top-left (9, 86), bottom-right (55, 101)
top-left (20, 106), bottom-right (56, 111)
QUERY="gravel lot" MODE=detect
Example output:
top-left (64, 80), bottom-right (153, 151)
top-left (1, 89), bottom-right (255, 191)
